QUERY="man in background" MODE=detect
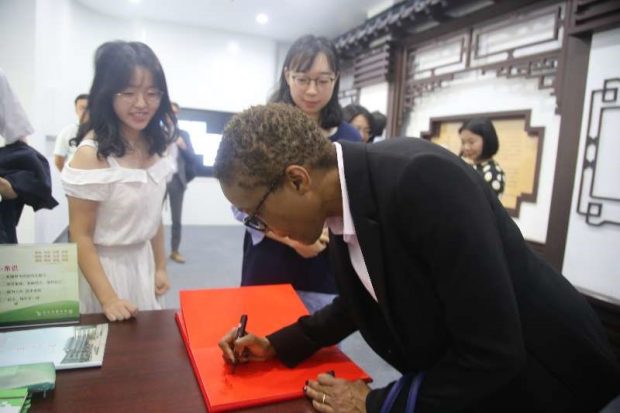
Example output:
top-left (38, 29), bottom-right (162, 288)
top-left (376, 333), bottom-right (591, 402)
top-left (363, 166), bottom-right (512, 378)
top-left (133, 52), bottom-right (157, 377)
top-left (53, 94), bottom-right (88, 171)
top-left (168, 102), bottom-right (196, 263)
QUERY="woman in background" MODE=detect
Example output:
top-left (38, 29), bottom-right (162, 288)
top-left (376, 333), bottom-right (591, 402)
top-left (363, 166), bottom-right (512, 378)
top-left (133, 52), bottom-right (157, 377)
top-left (237, 34), bottom-right (361, 313)
top-left (459, 117), bottom-right (505, 198)
top-left (342, 103), bottom-right (374, 143)
top-left (371, 110), bottom-right (387, 142)
top-left (62, 41), bottom-right (175, 321)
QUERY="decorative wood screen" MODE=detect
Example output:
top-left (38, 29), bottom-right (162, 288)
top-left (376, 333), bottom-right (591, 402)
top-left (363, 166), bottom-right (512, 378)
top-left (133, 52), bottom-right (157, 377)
top-left (567, 0), bottom-right (620, 35)
top-left (576, 78), bottom-right (620, 226)
top-left (353, 42), bottom-right (392, 89)
top-left (402, 3), bottom-right (564, 118)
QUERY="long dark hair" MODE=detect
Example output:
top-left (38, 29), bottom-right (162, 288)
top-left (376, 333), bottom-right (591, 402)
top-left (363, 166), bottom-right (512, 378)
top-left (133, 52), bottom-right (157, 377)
top-left (342, 103), bottom-right (375, 142)
top-left (269, 35), bottom-right (342, 129)
top-left (73, 41), bottom-right (174, 158)
top-left (459, 117), bottom-right (499, 160)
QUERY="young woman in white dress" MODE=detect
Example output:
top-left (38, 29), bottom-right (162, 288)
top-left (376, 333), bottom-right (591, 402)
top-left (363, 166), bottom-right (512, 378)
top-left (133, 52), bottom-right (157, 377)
top-left (62, 41), bottom-right (175, 321)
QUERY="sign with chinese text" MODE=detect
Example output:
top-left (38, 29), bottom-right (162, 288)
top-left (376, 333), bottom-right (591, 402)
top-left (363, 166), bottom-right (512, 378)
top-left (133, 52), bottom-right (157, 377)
top-left (0, 244), bottom-right (79, 327)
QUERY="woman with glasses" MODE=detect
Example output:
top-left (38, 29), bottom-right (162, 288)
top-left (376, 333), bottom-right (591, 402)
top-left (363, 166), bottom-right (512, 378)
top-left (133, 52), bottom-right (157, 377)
top-left (236, 35), bottom-right (361, 314)
top-left (61, 41), bottom-right (175, 321)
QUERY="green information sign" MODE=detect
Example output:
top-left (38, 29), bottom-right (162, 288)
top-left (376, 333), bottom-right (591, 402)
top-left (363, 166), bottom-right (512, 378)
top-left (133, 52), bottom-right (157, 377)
top-left (0, 244), bottom-right (79, 327)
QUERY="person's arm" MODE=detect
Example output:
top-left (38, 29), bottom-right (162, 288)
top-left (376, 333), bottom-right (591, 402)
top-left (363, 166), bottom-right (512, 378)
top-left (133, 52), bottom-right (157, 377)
top-left (265, 228), bottom-right (328, 258)
top-left (67, 146), bottom-right (137, 322)
top-left (366, 154), bottom-right (525, 412)
top-left (175, 136), bottom-right (187, 151)
top-left (68, 195), bottom-right (137, 321)
top-left (218, 305), bottom-right (368, 412)
top-left (0, 177), bottom-right (18, 199)
top-left (178, 129), bottom-right (194, 155)
top-left (53, 125), bottom-right (76, 172)
top-left (218, 293), bottom-right (356, 369)
top-left (54, 155), bottom-right (65, 172)
top-left (150, 221), bottom-right (169, 296)
top-left (267, 294), bottom-right (357, 366)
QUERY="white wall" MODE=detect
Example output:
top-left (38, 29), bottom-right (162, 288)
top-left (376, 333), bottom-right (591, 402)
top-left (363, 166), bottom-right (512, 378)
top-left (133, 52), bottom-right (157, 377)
top-left (563, 27), bottom-right (620, 300)
top-left (31, 0), bottom-right (277, 135)
top-left (162, 178), bottom-right (239, 226)
top-left (405, 71), bottom-right (560, 243)
top-left (2, 0), bottom-right (278, 242)
top-left (359, 82), bottom-right (388, 114)
top-left (0, 0), bottom-right (36, 114)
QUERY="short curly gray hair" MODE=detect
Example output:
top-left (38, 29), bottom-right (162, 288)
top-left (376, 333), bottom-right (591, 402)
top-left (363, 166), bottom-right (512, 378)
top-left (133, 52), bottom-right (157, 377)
top-left (214, 103), bottom-right (336, 189)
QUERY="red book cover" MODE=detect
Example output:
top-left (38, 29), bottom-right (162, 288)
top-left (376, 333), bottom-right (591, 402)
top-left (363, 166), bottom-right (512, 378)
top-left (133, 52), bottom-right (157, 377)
top-left (177, 284), bottom-right (371, 412)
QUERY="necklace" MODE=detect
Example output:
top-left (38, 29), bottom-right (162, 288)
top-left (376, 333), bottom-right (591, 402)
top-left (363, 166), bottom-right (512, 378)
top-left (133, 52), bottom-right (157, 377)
top-left (125, 138), bottom-right (150, 164)
top-left (125, 137), bottom-right (145, 153)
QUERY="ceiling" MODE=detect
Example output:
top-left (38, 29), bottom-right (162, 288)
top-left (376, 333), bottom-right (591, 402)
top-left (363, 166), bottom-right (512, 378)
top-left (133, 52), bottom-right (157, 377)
top-left (75, 0), bottom-right (396, 42)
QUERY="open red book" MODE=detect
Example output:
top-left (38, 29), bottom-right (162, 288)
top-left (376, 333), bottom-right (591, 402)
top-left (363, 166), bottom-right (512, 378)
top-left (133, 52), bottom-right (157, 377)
top-left (176, 284), bottom-right (371, 412)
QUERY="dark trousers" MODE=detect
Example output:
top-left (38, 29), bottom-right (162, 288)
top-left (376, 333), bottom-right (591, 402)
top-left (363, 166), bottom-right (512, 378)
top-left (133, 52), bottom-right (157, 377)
top-left (167, 175), bottom-right (185, 252)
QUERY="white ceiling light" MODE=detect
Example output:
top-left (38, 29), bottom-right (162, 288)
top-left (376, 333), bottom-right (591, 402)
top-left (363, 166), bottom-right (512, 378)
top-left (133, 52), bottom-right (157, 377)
top-left (255, 13), bottom-right (269, 25)
top-left (129, 0), bottom-right (141, 4)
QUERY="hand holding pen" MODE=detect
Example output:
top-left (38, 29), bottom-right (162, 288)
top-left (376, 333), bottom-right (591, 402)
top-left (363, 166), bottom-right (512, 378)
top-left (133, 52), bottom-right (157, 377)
top-left (218, 314), bottom-right (277, 372)
top-left (231, 314), bottom-right (248, 373)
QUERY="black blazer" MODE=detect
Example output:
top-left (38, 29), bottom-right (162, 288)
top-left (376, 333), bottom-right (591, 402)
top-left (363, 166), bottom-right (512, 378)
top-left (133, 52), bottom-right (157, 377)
top-left (268, 138), bottom-right (620, 412)
top-left (0, 141), bottom-right (58, 243)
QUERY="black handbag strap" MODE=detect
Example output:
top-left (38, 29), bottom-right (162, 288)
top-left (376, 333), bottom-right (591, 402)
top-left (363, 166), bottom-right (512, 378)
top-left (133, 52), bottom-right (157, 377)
top-left (380, 372), bottom-right (425, 413)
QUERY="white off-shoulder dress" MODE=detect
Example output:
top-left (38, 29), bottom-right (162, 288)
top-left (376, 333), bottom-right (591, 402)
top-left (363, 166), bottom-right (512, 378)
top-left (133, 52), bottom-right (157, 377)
top-left (61, 140), bottom-right (175, 314)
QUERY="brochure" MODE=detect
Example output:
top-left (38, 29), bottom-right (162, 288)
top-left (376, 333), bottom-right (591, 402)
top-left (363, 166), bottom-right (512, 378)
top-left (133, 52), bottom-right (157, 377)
top-left (0, 388), bottom-right (28, 413)
top-left (0, 324), bottom-right (108, 370)
top-left (0, 244), bottom-right (79, 328)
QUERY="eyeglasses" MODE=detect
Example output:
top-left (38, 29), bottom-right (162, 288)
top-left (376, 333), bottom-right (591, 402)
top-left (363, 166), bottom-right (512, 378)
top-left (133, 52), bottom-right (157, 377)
top-left (290, 73), bottom-right (336, 91)
top-left (243, 175), bottom-right (282, 232)
top-left (115, 89), bottom-right (164, 105)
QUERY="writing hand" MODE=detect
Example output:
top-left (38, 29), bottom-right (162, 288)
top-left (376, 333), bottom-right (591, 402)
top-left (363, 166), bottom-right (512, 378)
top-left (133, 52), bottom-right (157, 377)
top-left (304, 373), bottom-right (370, 413)
top-left (218, 327), bottom-right (276, 366)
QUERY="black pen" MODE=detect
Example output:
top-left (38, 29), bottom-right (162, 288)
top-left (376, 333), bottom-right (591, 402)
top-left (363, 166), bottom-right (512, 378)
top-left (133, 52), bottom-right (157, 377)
top-left (231, 314), bottom-right (248, 374)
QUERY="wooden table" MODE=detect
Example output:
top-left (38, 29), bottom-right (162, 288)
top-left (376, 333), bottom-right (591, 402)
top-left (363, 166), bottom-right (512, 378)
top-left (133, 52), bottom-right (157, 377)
top-left (29, 310), bottom-right (315, 412)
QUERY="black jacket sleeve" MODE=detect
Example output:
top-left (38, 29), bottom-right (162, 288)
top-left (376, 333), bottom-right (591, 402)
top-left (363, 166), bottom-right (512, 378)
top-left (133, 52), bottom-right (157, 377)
top-left (267, 295), bottom-right (357, 367)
